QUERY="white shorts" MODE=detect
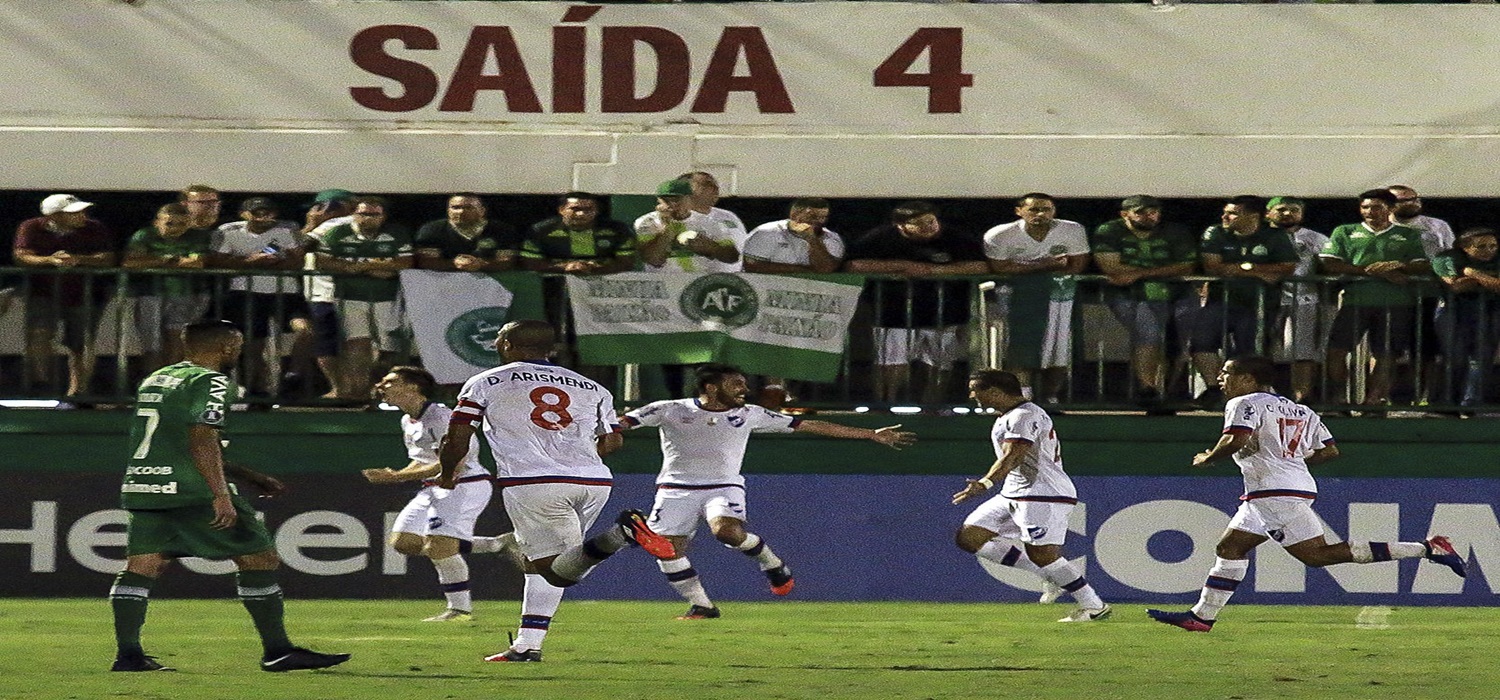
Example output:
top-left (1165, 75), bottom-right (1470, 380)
top-left (1273, 302), bottom-right (1337, 363)
top-left (1227, 496), bottom-right (1325, 546)
top-left (872, 326), bottom-right (965, 368)
top-left (501, 482), bottom-right (612, 560)
top-left (390, 478), bottom-right (494, 541)
top-left (646, 485), bottom-right (748, 538)
top-left (338, 299), bottom-right (403, 347)
top-left (962, 495), bottom-right (1073, 546)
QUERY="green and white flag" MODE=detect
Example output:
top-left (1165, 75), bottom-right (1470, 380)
top-left (399, 270), bottom-right (545, 383)
top-left (567, 272), bottom-right (864, 382)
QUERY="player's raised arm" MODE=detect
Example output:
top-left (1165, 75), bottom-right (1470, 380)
top-left (793, 419), bottom-right (916, 450)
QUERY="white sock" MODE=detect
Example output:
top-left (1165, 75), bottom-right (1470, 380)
top-left (659, 557), bottom-right (714, 608)
top-left (1189, 557), bottom-right (1248, 621)
top-left (514, 574), bottom-right (565, 651)
top-left (470, 533), bottom-right (514, 554)
top-left (431, 555), bottom-right (471, 612)
top-left (1349, 541), bottom-right (1426, 563)
top-left (1038, 558), bottom-right (1104, 609)
top-left (732, 533), bottom-right (783, 571)
top-left (974, 540), bottom-right (1044, 575)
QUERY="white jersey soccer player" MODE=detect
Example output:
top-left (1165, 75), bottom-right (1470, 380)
top-left (363, 368), bottom-right (513, 622)
top-left (952, 370), bottom-right (1110, 622)
top-left (439, 320), bottom-right (675, 662)
top-left (1149, 357), bottom-right (1467, 632)
top-left (623, 364), bottom-right (915, 619)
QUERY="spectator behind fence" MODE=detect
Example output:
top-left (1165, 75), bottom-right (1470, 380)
top-left (636, 178), bottom-right (740, 273)
top-left (981, 192), bottom-right (1090, 404)
top-left (521, 192), bottom-right (637, 275)
top-left (414, 193), bottom-right (520, 272)
top-left (179, 184), bottom-right (224, 233)
top-left (741, 198), bottom-right (843, 274)
top-left (846, 201), bottom-right (990, 404)
top-left (1431, 228), bottom-right (1500, 408)
top-left (313, 196), bottom-right (414, 401)
top-left (210, 196), bottom-right (311, 397)
top-left (301, 189), bottom-right (357, 399)
top-left (1090, 195), bottom-right (1198, 405)
top-left (13, 194), bottom-right (117, 399)
top-left (682, 171), bottom-right (749, 271)
top-left (1390, 185), bottom-right (1455, 408)
top-left (122, 203), bottom-right (213, 372)
top-left (1266, 196), bottom-right (1333, 403)
top-left (1318, 189), bottom-right (1430, 408)
top-left (1191, 195), bottom-right (1297, 407)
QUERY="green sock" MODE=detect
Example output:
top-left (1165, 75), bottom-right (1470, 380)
top-left (110, 571), bottom-right (155, 656)
top-left (236, 570), bottom-right (292, 656)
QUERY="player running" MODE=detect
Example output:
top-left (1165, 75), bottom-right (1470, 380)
top-left (438, 320), bottom-right (675, 662)
top-left (1148, 356), bottom-right (1467, 632)
top-left (363, 366), bottom-right (520, 622)
top-left (622, 363), bottom-right (915, 619)
top-left (952, 369), bottom-right (1111, 623)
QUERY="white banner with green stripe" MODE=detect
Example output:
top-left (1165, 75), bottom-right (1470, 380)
top-left (566, 272), bottom-right (864, 382)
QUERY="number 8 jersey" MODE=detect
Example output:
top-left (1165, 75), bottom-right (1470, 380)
top-left (452, 360), bottom-right (619, 486)
top-left (1222, 391), bottom-right (1334, 500)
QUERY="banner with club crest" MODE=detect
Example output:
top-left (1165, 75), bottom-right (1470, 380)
top-left (399, 270), bottom-right (546, 383)
top-left (566, 272), bottom-right (865, 381)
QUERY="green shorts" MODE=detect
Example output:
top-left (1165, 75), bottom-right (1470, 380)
top-left (125, 496), bottom-right (274, 559)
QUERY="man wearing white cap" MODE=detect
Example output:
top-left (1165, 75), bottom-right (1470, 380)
top-left (12, 194), bottom-right (118, 399)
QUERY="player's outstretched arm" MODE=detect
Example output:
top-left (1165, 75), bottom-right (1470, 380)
top-left (226, 462), bottom-right (287, 497)
top-left (1305, 443), bottom-right (1340, 466)
top-left (794, 420), bottom-right (916, 449)
top-left (363, 460), bottom-right (441, 484)
top-left (1192, 433), bottom-right (1249, 467)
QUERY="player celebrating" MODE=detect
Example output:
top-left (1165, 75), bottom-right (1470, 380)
top-left (1148, 356), bottom-right (1468, 632)
top-left (110, 320), bottom-right (349, 672)
top-left (363, 366), bottom-right (519, 622)
top-left (952, 369), bottom-right (1111, 623)
top-left (438, 320), bottom-right (675, 662)
top-left (623, 363), bottom-right (916, 619)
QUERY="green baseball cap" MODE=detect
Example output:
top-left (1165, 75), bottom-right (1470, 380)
top-left (655, 179), bottom-right (693, 197)
top-left (310, 188), bottom-right (355, 205)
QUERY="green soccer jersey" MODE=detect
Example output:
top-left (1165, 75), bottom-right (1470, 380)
top-left (126, 227), bottom-right (213, 296)
top-left (1091, 219), bottom-right (1198, 301)
top-left (1200, 225), bottom-right (1299, 308)
top-left (319, 223), bottom-right (414, 302)
top-left (120, 362), bottom-right (234, 510)
top-left (1321, 223), bottom-right (1427, 306)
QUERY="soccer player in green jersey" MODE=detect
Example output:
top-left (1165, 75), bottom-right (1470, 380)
top-left (110, 320), bottom-right (351, 673)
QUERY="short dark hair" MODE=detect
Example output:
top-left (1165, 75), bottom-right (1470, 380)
top-left (179, 184), bottom-right (219, 201)
top-left (790, 197), bottom-right (830, 212)
top-left (1226, 355), bottom-right (1277, 386)
top-left (557, 191), bottom-right (600, 207)
top-left (387, 365), bottom-right (436, 397)
top-left (891, 201), bottom-right (938, 224)
top-left (1016, 192), bottom-right (1054, 207)
top-left (157, 203), bottom-right (189, 218)
top-left (1227, 195), bottom-right (1266, 212)
top-left (450, 192), bottom-right (485, 204)
top-left (1359, 189), bottom-right (1398, 205)
top-left (695, 363), bottom-right (745, 394)
top-left (182, 319), bottom-right (241, 347)
top-left (969, 369), bottom-right (1023, 396)
top-left (1458, 227), bottom-right (1498, 246)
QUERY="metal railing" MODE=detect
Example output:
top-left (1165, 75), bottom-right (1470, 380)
top-left (1, 266), bottom-right (1493, 413)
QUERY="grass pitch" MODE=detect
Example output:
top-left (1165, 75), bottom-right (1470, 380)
top-left (2, 599), bottom-right (1494, 700)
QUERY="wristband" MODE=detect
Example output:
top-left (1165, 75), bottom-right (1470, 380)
top-left (976, 477), bottom-right (994, 490)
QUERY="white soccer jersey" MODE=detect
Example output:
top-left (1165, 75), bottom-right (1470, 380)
top-left (708, 207), bottom-right (749, 272)
top-left (991, 402), bottom-right (1077, 501)
top-left (1281, 226), bottom-right (1330, 305)
top-left (404, 402), bottom-right (486, 480)
top-left (212, 221), bottom-right (305, 293)
top-left (742, 219), bottom-right (845, 267)
top-left (634, 210), bottom-right (739, 273)
top-left (623, 399), bottom-right (800, 487)
top-left (452, 361), bottom-right (618, 485)
top-left (1222, 392), bottom-right (1333, 499)
top-left (982, 219), bottom-right (1090, 263)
